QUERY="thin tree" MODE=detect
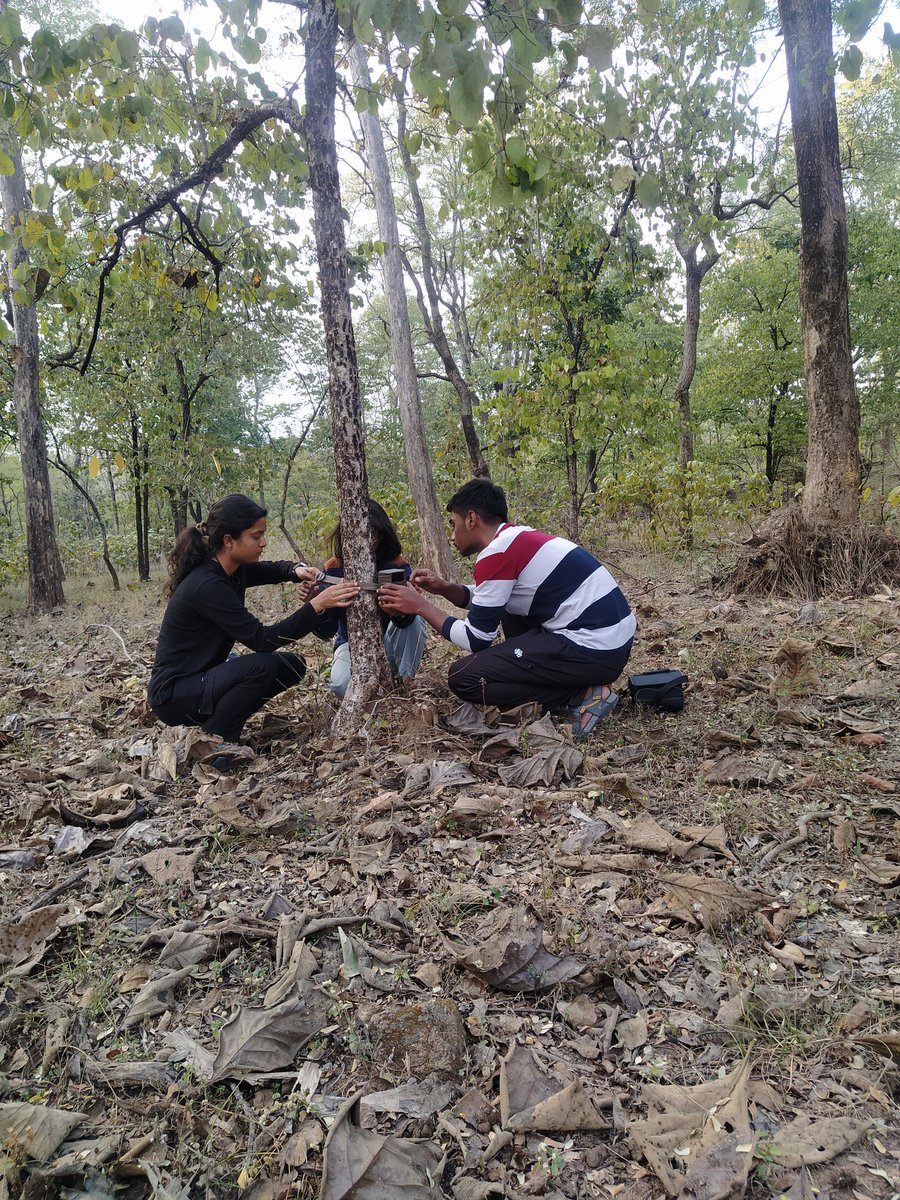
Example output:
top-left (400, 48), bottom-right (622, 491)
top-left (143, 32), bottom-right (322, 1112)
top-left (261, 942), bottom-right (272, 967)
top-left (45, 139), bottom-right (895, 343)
top-left (0, 117), bottom-right (66, 612)
top-left (350, 42), bottom-right (458, 580)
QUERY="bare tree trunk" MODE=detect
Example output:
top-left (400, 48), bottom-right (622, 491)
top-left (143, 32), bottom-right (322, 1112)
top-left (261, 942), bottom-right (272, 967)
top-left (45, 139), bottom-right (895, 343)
top-left (305, 0), bottom-right (391, 728)
top-left (778, 0), bottom-right (860, 526)
top-left (0, 128), bottom-right (65, 613)
top-left (396, 99), bottom-right (490, 479)
top-left (672, 239), bottom-right (719, 471)
top-left (130, 408), bottom-right (150, 581)
top-left (563, 401), bottom-right (580, 543)
top-left (105, 463), bottom-right (121, 532)
top-left (350, 44), bottom-right (458, 581)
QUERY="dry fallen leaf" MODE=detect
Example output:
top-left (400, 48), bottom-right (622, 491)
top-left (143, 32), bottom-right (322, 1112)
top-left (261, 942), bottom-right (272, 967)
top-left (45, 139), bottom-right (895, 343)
top-left (0, 903), bottom-right (72, 967)
top-left (629, 1057), bottom-right (753, 1196)
top-left (771, 638), bottom-right (821, 695)
top-left (453, 906), bottom-right (584, 992)
top-left (320, 1093), bottom-right (444, 1200)
top-left (661, 873), bottom-right (771, 931)
top-left (123, 966), bottom-right (193, 1028)
top-left (767, 1113), bottom-right (870, 1167)
top-left (499, 1042), bottom-right (609, 1132)
top-left (211, 985), bottom-right (329, 1082)
top-left (139, 846), bottom-right (203, 886)
top-left (0, 1101), bottom-right (83, 1162)
top-left (853, 1031), bottom-right (900, 1064)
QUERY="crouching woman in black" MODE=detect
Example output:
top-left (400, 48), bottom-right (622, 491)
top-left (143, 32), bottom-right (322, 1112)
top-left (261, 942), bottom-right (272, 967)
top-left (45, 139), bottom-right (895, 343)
top-left (148, 494), bottom-right (358, 758)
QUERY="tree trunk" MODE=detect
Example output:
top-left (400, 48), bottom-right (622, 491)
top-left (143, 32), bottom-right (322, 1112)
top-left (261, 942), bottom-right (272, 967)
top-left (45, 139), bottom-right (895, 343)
top-left (673, 245), bottom-right (709, 471)
top-left (130, 409), bottom-right (150, 581)
top-left (778, 0), bottom-right (860, 526)
top-left (305, 0), bottom-right (391, 728)
top-left (396, 101), bottom-right (490, 479)
top-left (350, 44), bottom-right (458, 581)
top-left (173, 354), bottom-right (192, 535)
top-left (0, 130), bottom-right (65, 613)
top-left (563, 402), bottom-right (580, 543)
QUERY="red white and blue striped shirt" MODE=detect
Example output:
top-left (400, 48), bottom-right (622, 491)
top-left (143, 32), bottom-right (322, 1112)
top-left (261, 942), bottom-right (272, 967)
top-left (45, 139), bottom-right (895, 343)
top-left (441, 524), bottom-right (636, 655)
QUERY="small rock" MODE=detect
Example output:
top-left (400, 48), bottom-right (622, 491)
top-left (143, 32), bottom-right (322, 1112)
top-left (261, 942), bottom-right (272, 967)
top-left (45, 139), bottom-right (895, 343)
top-left (796, 602), bottom-right (822, 626)
top-left (356, 997), bottom-right (466, 1080)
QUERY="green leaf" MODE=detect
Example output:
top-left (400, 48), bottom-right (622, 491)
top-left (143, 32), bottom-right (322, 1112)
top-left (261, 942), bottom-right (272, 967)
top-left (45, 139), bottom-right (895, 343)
top-left (551, 0), bottom-right (582, 31)
top-left (835, 0), bottom-right (879, 40)
top-left (115, 30), bottom-right (140, 67)
top-left (637, 0), bottom-right (662, 21)
top-left (505, 135), bottom-right (528, 166)
top-left (839, 44), bottom-right (863, 79)
top-left (31, 182), bottom-right (52, 208)
top-left (158, 14), bottom-right (186, 40)
top-left (195, 37), bottom-right (211, 74)
top-left (610, 164), bottom-right (636, 194)
top-left (448, 49), bottom-right (490, 129)
top-left (0, 151), bottom-right (16, 176)
top-left (580, 24), bottom-right (614, 72)
top-left (238, 34), bottom-right (261, 64)
top-left (635, 172), bottom-right (662, 207)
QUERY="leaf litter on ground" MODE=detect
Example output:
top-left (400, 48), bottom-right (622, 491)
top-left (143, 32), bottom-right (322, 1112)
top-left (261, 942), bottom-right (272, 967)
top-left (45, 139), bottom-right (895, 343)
top-left (0, 579), bottom-right (898, 1197)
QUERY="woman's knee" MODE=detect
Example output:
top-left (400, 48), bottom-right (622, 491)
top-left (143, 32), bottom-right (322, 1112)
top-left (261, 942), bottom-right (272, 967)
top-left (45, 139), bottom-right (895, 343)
top-left (330, 643), bottom-right (351, 697)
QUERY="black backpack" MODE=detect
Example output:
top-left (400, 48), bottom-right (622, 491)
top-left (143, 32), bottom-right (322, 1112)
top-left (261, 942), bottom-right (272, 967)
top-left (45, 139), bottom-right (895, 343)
top-left (627, 669), bottom-right (687, 713)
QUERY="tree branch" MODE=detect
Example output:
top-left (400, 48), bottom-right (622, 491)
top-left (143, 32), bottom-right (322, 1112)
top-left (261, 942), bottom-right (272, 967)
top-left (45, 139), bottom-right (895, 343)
top-left (80, 99), bottom-right (306, 376)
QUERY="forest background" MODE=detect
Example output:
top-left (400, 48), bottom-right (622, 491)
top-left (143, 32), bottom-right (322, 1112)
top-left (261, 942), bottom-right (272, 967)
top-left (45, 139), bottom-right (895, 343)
top-left (0, 0), bottom-right (897, 617)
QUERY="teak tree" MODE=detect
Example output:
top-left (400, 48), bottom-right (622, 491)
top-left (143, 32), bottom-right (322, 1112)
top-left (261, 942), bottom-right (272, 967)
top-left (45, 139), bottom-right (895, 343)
top-left (778, 0), bottom-right (860, 526)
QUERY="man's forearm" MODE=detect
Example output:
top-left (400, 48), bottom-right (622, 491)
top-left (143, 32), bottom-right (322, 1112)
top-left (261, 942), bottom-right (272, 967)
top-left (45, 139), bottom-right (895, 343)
top-left (417, 596), bottom-right (458, 637)
top-left (438, 581), bottom-right (469, 608)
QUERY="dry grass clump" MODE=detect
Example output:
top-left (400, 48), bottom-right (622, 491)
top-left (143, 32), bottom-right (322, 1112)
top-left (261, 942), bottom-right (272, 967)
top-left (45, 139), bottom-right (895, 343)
top-left (728, 506), bottom-right (900, 598)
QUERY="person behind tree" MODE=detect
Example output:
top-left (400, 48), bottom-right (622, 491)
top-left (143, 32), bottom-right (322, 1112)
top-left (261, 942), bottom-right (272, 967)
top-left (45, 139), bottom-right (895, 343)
top-left (378, 480), bottom-right (635, 737)
top-left (314, 499), bottom-right (427, 697)
top-left (148, 493), bottom-right (359, 764)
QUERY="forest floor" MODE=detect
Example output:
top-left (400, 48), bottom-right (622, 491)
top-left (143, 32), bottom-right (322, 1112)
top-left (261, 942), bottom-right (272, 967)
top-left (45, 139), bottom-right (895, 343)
top-left (0, 555), bottom-right (898, 1200)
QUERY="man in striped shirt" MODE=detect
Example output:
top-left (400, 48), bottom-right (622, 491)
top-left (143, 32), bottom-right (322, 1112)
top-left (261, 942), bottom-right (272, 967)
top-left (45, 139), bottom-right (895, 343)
top-left (378, 480), bottom-right (635, 737)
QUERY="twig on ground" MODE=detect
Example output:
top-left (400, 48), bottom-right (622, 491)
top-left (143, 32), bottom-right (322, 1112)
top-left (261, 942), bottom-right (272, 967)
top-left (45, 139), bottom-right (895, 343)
top-left (759, 810), bottom-right (830, 866)
top-left (26, 867), bottom-right (89, 911)
top-left (86, 623), bottom-right (136, 663)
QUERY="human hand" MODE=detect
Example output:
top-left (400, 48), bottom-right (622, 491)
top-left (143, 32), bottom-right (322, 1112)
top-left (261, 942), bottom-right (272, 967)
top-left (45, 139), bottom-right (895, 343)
top-left (378, 582), bottom-right (422, 615)
top-left (311, 579), bottom-right (360, 612)
top-left (293, 564), bottom-right (320, 583)
top-left (409, 569), bottom-right (445, 595)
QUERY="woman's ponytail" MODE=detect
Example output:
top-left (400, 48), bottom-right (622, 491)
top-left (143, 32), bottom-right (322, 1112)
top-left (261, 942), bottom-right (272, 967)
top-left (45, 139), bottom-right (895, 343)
top-left (165, 526), bottom-right (211, 596)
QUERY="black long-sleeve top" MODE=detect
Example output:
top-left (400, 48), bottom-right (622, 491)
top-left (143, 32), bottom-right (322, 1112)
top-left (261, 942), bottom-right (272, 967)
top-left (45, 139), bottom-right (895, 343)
top-left (148, 559), bottom-right (316, 709)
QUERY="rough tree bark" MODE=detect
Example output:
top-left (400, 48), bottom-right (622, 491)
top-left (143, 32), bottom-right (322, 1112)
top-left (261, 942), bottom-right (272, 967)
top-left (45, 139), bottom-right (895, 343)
top-left (350, 43), bottom-right (458, 581)
top-left (305, 0), bottom-right (391, 727)
top-left (0, 130), bottom-right (66, 612)
top-left (778, 0), bottom-right (860, 526)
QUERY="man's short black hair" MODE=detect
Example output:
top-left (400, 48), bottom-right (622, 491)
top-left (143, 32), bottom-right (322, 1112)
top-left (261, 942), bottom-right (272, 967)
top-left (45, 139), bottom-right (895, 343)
top-left (446, 479), bottom-right (509, 523)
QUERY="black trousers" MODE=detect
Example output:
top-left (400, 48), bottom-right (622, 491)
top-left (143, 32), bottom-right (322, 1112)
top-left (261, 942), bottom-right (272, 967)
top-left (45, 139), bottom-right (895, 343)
top-left (448, 625), bottom-right (632, 712)
top-left (151, 651), bottom-right (306, 743)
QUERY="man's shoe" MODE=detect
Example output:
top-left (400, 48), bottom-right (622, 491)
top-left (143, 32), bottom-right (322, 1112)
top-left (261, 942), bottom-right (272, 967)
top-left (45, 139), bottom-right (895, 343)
top-left (570, 687), bottom-right (618, 738)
